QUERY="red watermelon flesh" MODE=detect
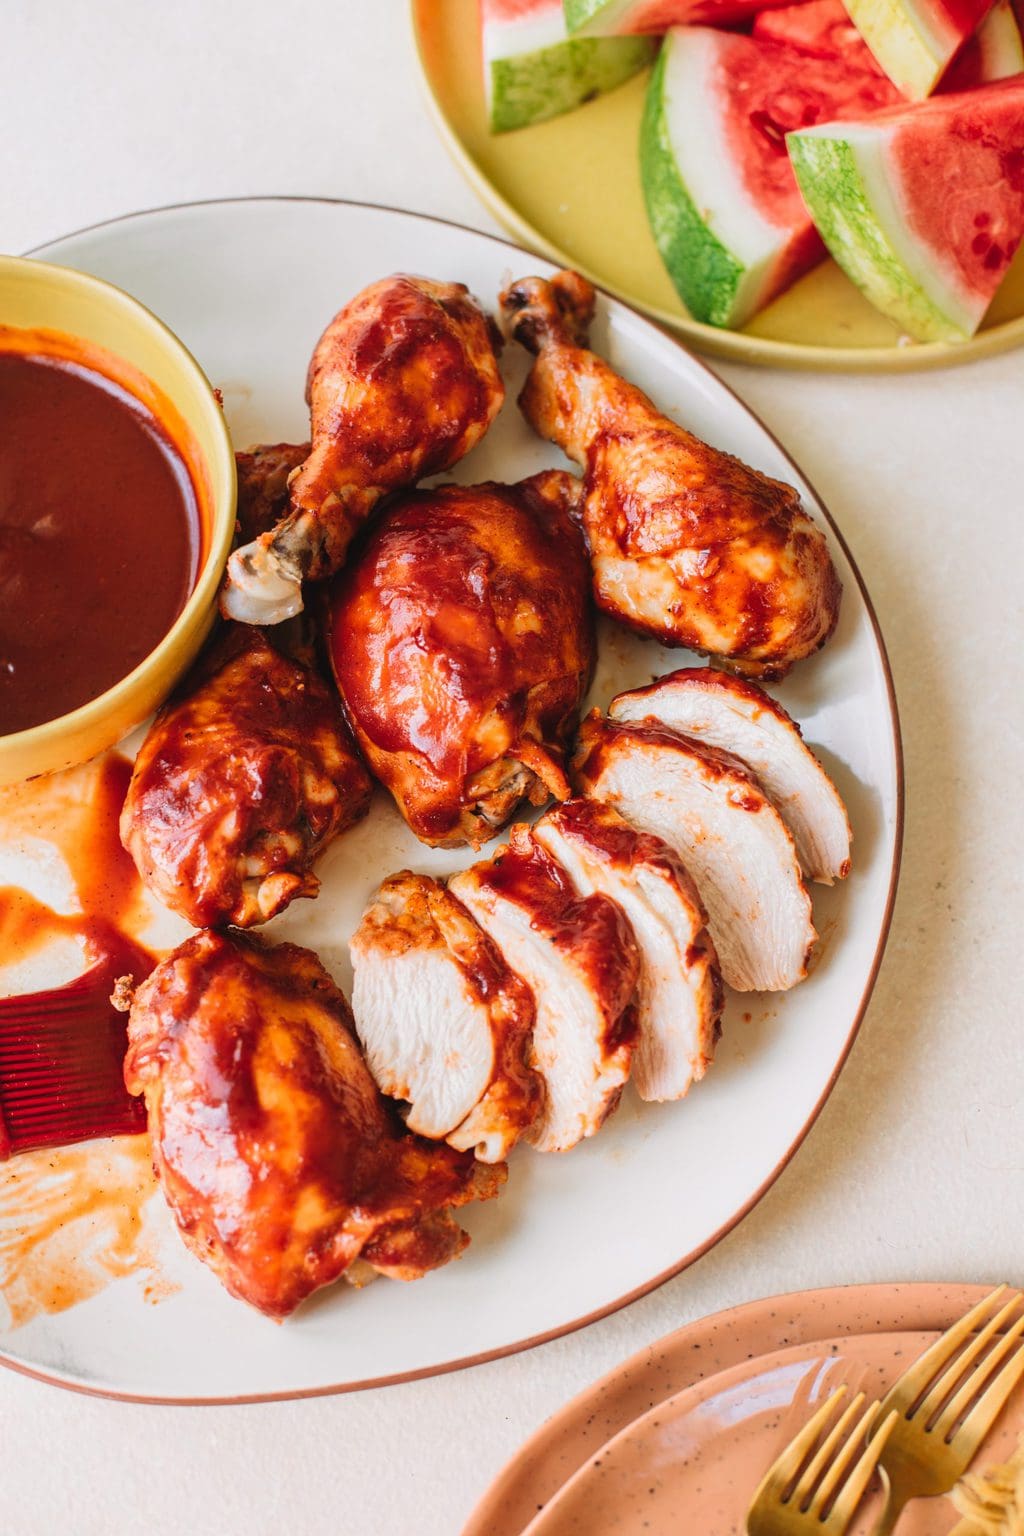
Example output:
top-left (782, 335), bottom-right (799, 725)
top-left (717, 32), bottom-right (901, 224)
top-left (890, 78), bottom-right (1024, 305)
top-left (787, 75), bottom-right (1024, 336)
top-left (486, 0), bottom-right (561, 15)
top-left (754, 0), bottom-right (894, 63)
top-left (754, 0), bottom-right (1023, 89)
top-left (569, 0), bottom-right (796, 28)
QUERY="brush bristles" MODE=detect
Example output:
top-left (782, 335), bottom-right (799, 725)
top-left (0, 963), bottom-right (148, 1159)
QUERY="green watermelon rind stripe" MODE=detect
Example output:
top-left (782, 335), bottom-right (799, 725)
top-left (639, 45), bottom-right (746, 327)
top-left (564, 0), bottom-right (604, 30)
top-left (787, 132), bottom-right (966, 342)
top-left (563, 0), bottom-right (635, 33)
top-left (488, 35), bottom-right (654, 132)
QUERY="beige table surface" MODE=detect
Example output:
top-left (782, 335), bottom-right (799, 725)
top-left (1, 4), bottom-right (1021, 1532)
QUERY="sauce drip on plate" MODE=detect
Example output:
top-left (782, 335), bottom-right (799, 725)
top-left (0, 755), bottom-right (147, 970)
top-left (0, 1137), bottom-right (163, 1330)
top-left (0, 351), bottom-right (200, 734)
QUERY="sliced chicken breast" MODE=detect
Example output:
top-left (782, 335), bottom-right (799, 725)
top-left (575, 715), bottom-right (816, 993)
top-left (610, 668), bottom-right (851, 885)
top-left (449, 826), bottom-right (639, 1153)
top-left (350, 872), bottom-right (542, 1162)
top-left (533, 799), bottom-right (723, 1103)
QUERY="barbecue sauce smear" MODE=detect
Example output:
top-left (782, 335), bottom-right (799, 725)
top-left (0, 351), bottom-right (200, 734)
top-left (0, 755), bottom-right (176, 1327)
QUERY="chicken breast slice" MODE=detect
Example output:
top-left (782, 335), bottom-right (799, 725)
top-left (350, 872), bottom-right (542, 1162)
top-left (533, 799), bottom-right (723, 1103)
top-left (449, 826), bottom-right (639, 1153)
top-left (575, 715), bottom-right (816, 993)
top-left (610, 669), bottom-right (851, 885)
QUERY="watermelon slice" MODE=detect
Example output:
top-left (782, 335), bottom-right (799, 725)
top-left (838, 0), bottom-right (997, 97)
top-left (788, 78), bottom-right (1024, 340)
top-left (564, 0), bottom-right (793, 28)
top-left (640, 26), bottom-right (900, 326)
top-left (753, 0), bottom-right (1024, 89)
top-left (481, 0), bottom-right (655, 132)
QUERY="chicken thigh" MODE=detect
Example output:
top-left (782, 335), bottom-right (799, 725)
top-left (122, 929), bottom-right (504, 1319)
top-left (221, 275), bottom-right (505, 625)
top-left (499, 270), bottom-right (841, 679)
top-left (121, 624), bottom-right (372, 929)
top-left (328, 473), bottom-right (594, 847)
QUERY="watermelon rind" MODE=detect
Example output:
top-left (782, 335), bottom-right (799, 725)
top-left (974, 0), bottom-right (1024, 75)
top-left (787, 124), bottom-right (977, 340)
top-left (840, 0), bottom-right (994, 98)
top-left (485, 6), bottom-right (654, 132)
top-left (565, 0), bottom-right (657, 33)
top-left (640, 37), bottom-right (786, 326)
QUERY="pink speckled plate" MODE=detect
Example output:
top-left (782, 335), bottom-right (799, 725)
top-left (463, 1283), bottom-right (1005, 1536)
top-left (522, 1326), bottom-right (1024, 1535)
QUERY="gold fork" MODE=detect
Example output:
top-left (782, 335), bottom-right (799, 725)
top-left (748, 1386), bottom-right (898, 1534)
top-left (872, 1284), bottom-right (1024, 1534)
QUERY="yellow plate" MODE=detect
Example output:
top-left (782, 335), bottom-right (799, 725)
top-left (412, 0), bottom-right (1024, 371)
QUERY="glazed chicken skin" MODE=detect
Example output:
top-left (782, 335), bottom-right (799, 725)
top-left (121, 624), bottom-right (372, 929)
top-left (122, 929), bottom-right (504, 1319)
top-left (499, 270), bottom-right (842, 680)
top-left (328, 472), bottom-right (595, 847)
top-left (221, 275), bottom-right (505, 625)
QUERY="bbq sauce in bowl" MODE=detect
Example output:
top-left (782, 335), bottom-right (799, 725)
top-left (0, 255), bottom-right (235, 786)
top-left (0, 351), bottom-right (202, 734)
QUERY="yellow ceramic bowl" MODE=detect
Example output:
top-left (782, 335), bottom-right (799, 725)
top-left (0, 254), bottom-right (236, 787)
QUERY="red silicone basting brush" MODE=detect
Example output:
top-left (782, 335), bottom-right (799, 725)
top-left (0, 947), bottom-right (149, 1160)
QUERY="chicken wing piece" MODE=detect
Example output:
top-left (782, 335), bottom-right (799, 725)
top-left (534, 799), bottom-right (723, 1103)
top-left (350, 872), bottom-right (543, 1161)
top-left (221, 275), bottom-right (505, 625)
top-left (574, 714), bottom-right (816, 992)
top-left (328, 472), bottom-right (595, 848)
top-left (122, 929), bottom-right (504, 1319)
top-left (121, 624), bottom-right (372, 929)
top-left (610, 668), bottom-right (852, 884)
top-left (450, 825), bottom-right (639, 1153)
top-left (499, 270), bottom-right (841, 680)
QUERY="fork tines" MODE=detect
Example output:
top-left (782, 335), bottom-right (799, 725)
top-left (889, 1285), bottom-right (1024, 1440)
top-left (749, 1385), bottom-right (898, 1530)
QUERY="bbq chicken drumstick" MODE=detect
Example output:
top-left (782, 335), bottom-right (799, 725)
top-left (499, 270), bottom-right (841, 679)
top-left (221, 275), bottom-right (505, 625)
top-left (122, 930), bottom-right (504, 1318)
